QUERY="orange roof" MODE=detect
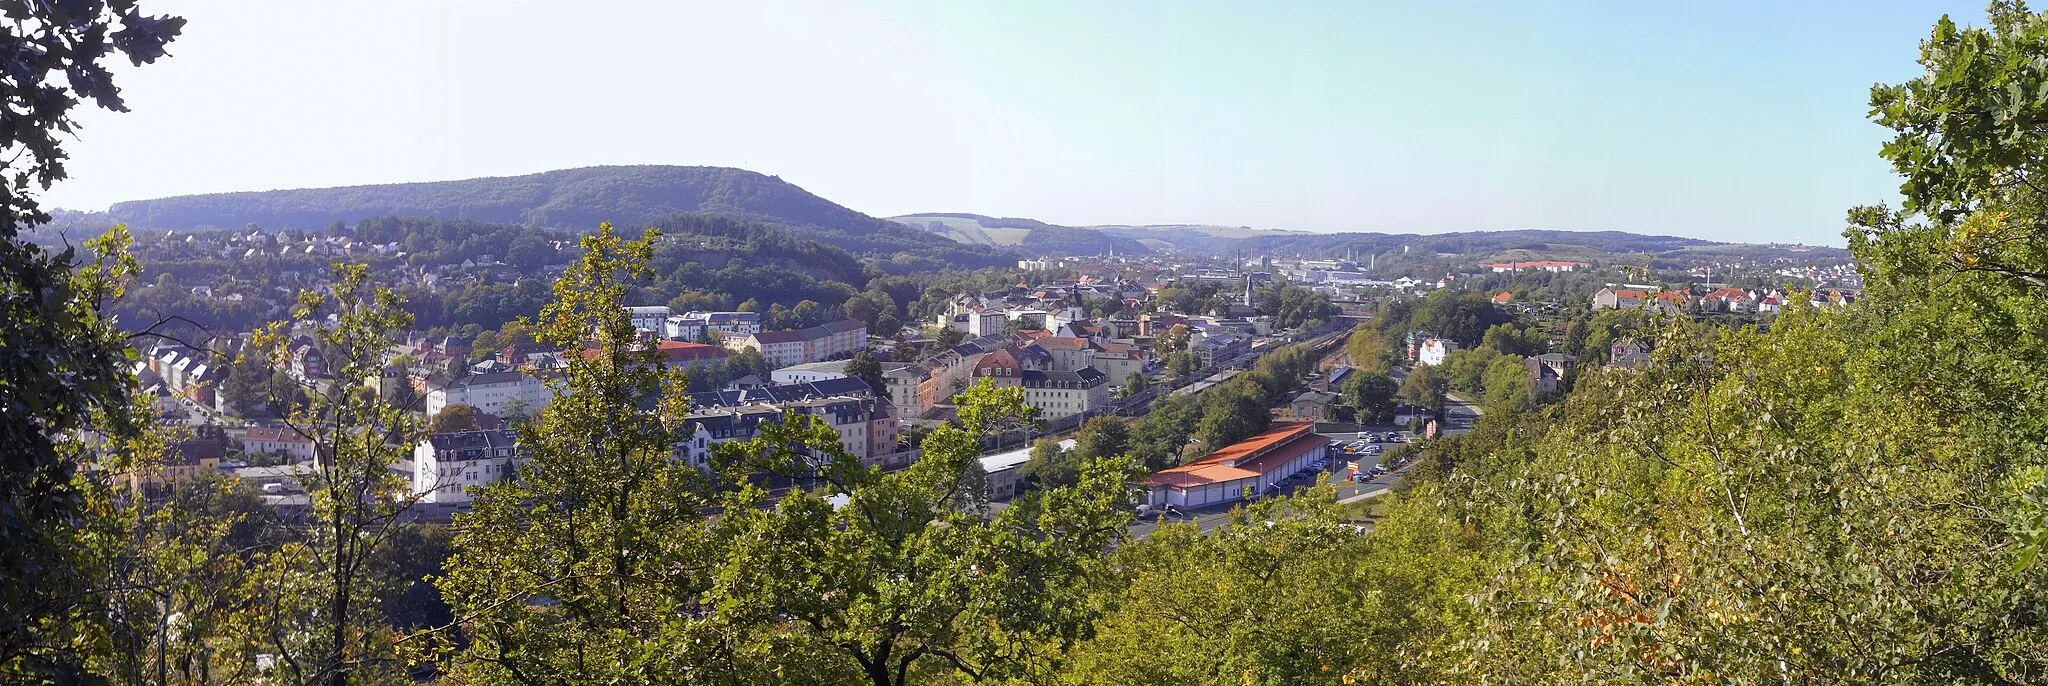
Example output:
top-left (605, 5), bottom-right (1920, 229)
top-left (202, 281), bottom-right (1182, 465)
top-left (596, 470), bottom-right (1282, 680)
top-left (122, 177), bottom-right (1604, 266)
top-left (1613, 289), bottom-right (1648, 299)
top-left (1034, 336), bottom-right (1092, 349)
top-left (1018, 329), bottom-right (1052, 340)
top-left (1492, 291), bottom-right (1512, 303)
top-left (1145, 422), bottom-right (1328, 488)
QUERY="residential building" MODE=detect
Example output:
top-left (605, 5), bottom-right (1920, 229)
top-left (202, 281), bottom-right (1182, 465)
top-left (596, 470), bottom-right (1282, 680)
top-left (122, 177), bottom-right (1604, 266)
top-left (1527, 353), bottom-right (1577, 396)
top-left (625, 306), bottom-right (671, 334)
top-left (412, 429), bottom-right (521, 504)
top-left (1703, 287), bottom-right (1757, 313)
top-left (971, 348), bottom-right (1028, 388)
top-left (289, 342), bottom-right (327, 381)
top-left (881, 363), bottom-right (933, 419)
top-left (679, 380), bottom-right (901, 469)
top-left (1020, 367), bottom-right (1109, 419)
top-left (1089, 341), bottom-right (1149, 381)
top-left (1418, 338), bottom-right (1459, 367)
top-left (1592, 288), bottom-right (1649, 310)
top-left (666, 310), bottom-right (762, 341)
top-left (245, 425), bottom-right (318, 463)
top-left (724, 320), bottom-right (868, 367)
top-left (655, 340), bottom-right (730, 364)
top-left (1141, 422), bottom-right (1330, 509)
top-left (1609, 340), bottom-right (1652, 369)
top-left (425, 371), bottom-right (549, 417)
top-left (1289, 390), bottom-right (1342, 420)
top-left (131, 435), bottom-right (225, 490)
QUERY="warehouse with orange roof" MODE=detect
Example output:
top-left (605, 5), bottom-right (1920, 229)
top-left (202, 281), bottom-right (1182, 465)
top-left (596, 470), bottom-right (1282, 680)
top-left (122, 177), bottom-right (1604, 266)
top-left (1141, 422), bottom-right (1331, 509)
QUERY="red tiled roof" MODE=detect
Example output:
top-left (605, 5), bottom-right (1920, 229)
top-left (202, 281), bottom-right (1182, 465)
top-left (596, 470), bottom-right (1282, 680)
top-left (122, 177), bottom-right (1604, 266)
top-left (1145, 422), bottom-right (1328, 488)
top-left (1613, 289), bottom-right (1649, 299)
top-left (246, 426), bottom-right (314, 443)
top-left (1034, 336), bottom-right (1092, 349)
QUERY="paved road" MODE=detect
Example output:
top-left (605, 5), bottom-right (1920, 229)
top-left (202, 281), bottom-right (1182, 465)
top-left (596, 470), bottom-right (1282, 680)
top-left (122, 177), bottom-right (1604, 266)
top-left (1440, 393), bottom-right (1484, 436)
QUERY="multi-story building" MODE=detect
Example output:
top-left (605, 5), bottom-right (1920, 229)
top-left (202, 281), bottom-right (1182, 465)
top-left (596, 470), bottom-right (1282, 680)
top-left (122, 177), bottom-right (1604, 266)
top-left (724, 320), bottom-right (868, 367)
top-left (625, 306), bottom-right (672, 334)
top-left (1032, 336), bottom-right (1098, 372)
top-left (666, 310), bottom-right (762, 341)
top-left (425, 371), bottom-right (549, 417)
top-left (1089, 341), bottom-right (1150, 381)
top-left (245, 425), bottom-right (318, 463)
top-left (1526, 353), bottom-right (1577, 395)
top-left (412, 429), bottom-right (521, 504)
top-left (1195, 332), bottom-right (1250, 365)
top-left (881, 363), bottom-right (933, 419)
top-left (678, 379), bottom-right (902, 469)
top-left (1418, 338), bottom-right (1458, 367)
top-left (1020, 367), bottom-right (1109, 419)
top-left (131, 435), bottom-right (226, 490)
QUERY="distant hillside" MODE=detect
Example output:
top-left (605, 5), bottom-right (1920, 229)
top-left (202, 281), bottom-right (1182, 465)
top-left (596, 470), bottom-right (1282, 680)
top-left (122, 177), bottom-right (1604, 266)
top-left (889, 213), bottom-right (1150, 257)
top-left (108, 166), bottom-right (1015, 266)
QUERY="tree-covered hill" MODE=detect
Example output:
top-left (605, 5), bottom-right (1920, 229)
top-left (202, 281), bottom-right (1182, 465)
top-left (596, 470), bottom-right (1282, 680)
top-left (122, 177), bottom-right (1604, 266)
top-left (107, 165), bottom-right (1016, 266)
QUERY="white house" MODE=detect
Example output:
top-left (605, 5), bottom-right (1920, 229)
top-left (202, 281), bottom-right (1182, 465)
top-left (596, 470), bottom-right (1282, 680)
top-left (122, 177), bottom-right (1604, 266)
top-left (244, 425), bottom-right (317, 463)
top-left (1418, 338), bottom-right (1458, 367)
top-left (625, 306), bottom-right (671, 334)
top-left (425, 371), bottom-right (549, 417)
top-left (412, 429), bottom-right (521, 504)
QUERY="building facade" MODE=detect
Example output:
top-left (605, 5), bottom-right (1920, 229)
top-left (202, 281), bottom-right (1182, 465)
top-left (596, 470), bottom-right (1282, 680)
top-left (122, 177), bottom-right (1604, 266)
top-left (1141, 422), bottom-right (1330, 509)
top-left (412, 429), bottom-right (521, 504)
top-left (425, 371), bottom-right (549, 417)
top-left (1020, 367), bottom-right (1109, 419)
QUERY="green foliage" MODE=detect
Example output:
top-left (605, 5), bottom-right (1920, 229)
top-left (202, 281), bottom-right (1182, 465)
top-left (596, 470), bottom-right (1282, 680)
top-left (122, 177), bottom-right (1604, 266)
top-left (844, 349), bottom-right (886, 395)
top-left (1398, 363), bottom-right (1446, 414)
top-left (704, 378), bottom-right (1134, 686)
top-left (1195, 384), bottom-right (1271, 452)
top-left (1072, 416), bottom-right (1131, 466)
top-left (1478, 354), bottom-right (1531, 412)
top-left (428, 403), bottom-right (479, 433)
top-left (1128, 393), bottom-right (1202, 471)
top-left (110, 166), bottom-right (1018, 268)
top-left (1409, 288), bottom-right (1505, 345)
top-left (1021, 437), bottom-right (1078, 489)
top-left (0, 2), bottom-right (183, 677)
top-left (1342, 324), bottom-right (1395, 376)
top-left (1253, 281), bottom-right (1339, 330)
top-left (1344, 373), bottom-right (1399, 423)
top-left (1121, 370), bottom-right (1150, 398)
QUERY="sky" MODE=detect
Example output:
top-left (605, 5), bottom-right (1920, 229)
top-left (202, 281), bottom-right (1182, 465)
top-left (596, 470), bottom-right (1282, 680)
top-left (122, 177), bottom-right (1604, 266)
top-left (48, 0), bottom-right (1986, 245)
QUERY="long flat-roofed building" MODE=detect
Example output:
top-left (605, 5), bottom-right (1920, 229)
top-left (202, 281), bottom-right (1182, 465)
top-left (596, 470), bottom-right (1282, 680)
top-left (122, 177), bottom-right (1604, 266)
top-left (1140, 422), bottom-right (1330, 509)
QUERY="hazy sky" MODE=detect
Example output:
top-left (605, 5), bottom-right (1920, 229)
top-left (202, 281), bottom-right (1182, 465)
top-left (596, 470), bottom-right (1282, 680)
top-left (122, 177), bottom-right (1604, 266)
top-left (48, 0), bottom-right (1982, 245)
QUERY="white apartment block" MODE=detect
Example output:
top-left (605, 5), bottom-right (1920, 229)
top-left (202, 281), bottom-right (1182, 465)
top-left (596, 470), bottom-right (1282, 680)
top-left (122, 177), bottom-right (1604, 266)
top-left (412, 429), bottom-right (521, 504)
top-left (425, 371), bottom-right (549, 417)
